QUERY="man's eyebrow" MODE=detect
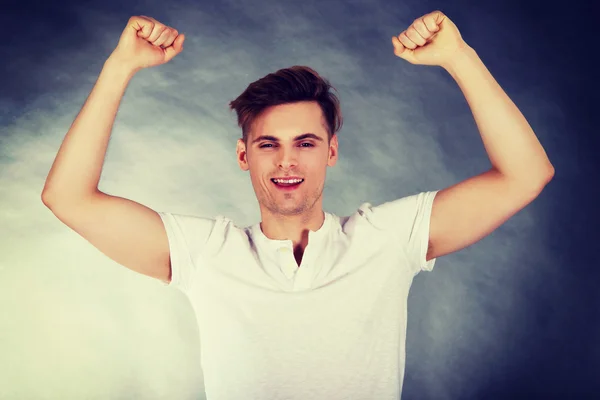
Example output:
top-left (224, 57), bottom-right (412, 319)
top-left (252, 133), bottom-right (324, 144)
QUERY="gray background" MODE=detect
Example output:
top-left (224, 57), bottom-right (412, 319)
top-left (1, 0), bottom-right (597, 398)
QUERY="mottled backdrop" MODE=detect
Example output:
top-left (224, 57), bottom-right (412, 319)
top-left (1, 0), bottom-right (597, 398)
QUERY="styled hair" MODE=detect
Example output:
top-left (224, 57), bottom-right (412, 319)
top-left (229, 66), bottom-right (343, 146)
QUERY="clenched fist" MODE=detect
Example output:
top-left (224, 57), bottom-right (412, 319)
top-left (110, 16), bottom-right (185, 71)
top-left (392, 11), bottom-right (467, 68)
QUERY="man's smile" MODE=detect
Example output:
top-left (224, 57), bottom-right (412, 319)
top-left (271, 177), bottom-right (304, 190)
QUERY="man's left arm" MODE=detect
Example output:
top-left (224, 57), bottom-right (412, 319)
top-left (392, 11), bottom-right (555, 261)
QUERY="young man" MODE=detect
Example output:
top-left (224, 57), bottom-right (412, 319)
top-left (41, 11), bottom-right (554, 400)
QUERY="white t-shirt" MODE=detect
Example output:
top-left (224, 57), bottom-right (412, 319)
top-left (158, 190), bottom-right (438, 400)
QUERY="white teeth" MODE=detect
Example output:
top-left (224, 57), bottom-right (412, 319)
top-left (273, 178), bottom-right (304, 184)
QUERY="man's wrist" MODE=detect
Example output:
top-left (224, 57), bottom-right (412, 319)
top-left (441, 44), bottom-right (478, 76)
top-left (104, 52), bottom-right (141, 80)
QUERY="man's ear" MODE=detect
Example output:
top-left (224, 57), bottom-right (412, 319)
top-left (327, 134), bottom-right (339, 167)
top-left (236, 139), bottom-right (249, 171)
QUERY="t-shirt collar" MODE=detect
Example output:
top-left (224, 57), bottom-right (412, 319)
top-left (251, 211), bottom-right (332, 250)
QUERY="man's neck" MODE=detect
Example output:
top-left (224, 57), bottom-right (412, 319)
top-left (259, 208), bottom-right (325, 252)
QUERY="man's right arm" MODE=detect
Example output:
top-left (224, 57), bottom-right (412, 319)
top-left (41, 16), bottom-right (185, 284)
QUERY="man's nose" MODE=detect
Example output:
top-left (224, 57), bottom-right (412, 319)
top-left (277, 147), bottom-right (298, 169)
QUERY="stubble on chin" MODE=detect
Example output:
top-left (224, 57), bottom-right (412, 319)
top-left (259, 180), bottom-right (325, 218)
top-left (283, 188), bottom-right (324, 217)
top-left (266, 197), bottom-right (307, 217)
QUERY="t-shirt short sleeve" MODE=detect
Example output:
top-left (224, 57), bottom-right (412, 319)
top-left (358, 190), bottom-right (439, 276)
top-left (157, 212), bottom-right (218, 294)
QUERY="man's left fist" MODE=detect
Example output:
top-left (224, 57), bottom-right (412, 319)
top-left (392, 11), bottom-right (469, 68)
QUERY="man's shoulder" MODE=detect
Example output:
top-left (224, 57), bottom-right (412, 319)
top-left (158, 211), bottom-right (237, 224)
top-left (158, 211), bottom-right (252, 239)
top-left (338, 191), bottom-right (438, 231)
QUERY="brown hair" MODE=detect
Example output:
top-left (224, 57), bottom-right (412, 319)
top-left (229, 66), bottom-right (343, 146)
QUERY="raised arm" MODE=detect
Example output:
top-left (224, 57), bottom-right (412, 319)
top-left (392, 11), bottom-right (554, 261)
top-left (41, 16), bottom-right (185, 283)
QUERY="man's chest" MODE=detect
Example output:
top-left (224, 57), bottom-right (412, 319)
top-left (191, 261), bottom-right (410, 393)
top-left (193, 231), bottom-right (409, 292)
top-left (190, 247), bottom-right (411, 350)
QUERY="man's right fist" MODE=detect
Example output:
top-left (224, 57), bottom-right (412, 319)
top-left (110, 16), bottom-right (185, 71)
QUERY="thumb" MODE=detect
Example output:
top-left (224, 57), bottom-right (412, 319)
top-left (164, 33), bottom-right (185, 61)
top-left (392, 36), bottom-right (415, 64)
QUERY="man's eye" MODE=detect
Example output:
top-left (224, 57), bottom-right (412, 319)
top-left (259, 143), bottom-right (313, 148)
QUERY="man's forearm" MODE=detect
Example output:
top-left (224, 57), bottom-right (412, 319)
top-left (42, 56), bottom-right (137, 206)
top-left (443, 46), bottom-right (554, 187)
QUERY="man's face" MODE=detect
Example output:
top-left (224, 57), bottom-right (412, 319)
top-left (236, 101), bottom-right (338, 218)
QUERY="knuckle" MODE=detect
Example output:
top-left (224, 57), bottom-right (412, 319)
top-left (129, 16), bottom-right (142, 26)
